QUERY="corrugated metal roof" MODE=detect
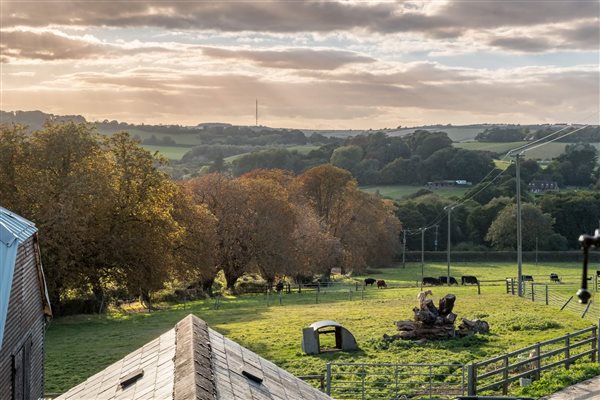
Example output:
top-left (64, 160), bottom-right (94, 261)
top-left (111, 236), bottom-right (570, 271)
top-left (0, 206), bottom-right (37, 243)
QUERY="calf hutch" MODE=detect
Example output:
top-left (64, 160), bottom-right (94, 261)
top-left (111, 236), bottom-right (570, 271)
top-left (57, 314), bottom-right (332, 399)
top-left (0, 207), bottom-right (52, 399)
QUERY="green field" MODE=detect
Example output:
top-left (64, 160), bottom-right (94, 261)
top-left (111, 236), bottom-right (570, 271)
top-left (46, 262), bottom-right (598, 396)
top-left (140, 144), bottom-right (192, 160)
top-left (361, 184), bottom-right (470, 200)
top-left (224, 144), bottom-right (320, 163)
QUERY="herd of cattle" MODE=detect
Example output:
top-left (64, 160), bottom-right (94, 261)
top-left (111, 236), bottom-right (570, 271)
top-left (364, 275), bottom-right (479, 287)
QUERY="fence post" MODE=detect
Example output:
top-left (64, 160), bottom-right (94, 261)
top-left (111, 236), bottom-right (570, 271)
top-left (502, 355), bottom-right (509, 395)
top-left (326, 363), bottom-right (331, 395)
top-left (565, 334), bottom-right (570, 370)
top-left (597, 319), bottom-right (600, 364)
top-left (531, 283), bottom-right (535, 302)
top-left (361, 285), bottom-right (365, 300)
top-left (467, 363), bottom-right (476, 396)
top-left (545, 285), bottom-right (549, 305)
top-left (316, 286), bottom-right (319, 304)
top-left (477, 282), bottom-right (481, 295)
top-left (355, 282), bottom-right (359, 291)
top-left (592, 325), bottom-right (597, 363)
top-left (279, 291), bottom-right (282, 306)
top-left (535, 343), bottom-right (541, 380)
top-left (506, 279), bottom-right (509, 294)
top-left (512, 278), bottom-right (515, 295)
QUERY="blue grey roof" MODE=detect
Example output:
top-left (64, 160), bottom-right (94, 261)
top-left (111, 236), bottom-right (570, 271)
top-left (309, 320), bottom-right (342, 330)
top-left (0, 206), bottom-right (37, 245)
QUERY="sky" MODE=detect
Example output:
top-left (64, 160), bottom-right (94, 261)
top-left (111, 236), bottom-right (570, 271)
top-left (1, 0), bottom-right (599, 129)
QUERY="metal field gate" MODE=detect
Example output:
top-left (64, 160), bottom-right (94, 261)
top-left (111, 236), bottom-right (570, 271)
top-left (325, 362), bottom-right (466, 399)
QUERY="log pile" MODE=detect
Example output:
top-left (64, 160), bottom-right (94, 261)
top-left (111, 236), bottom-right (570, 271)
top-left (386, 294), bottom-right (489, 341)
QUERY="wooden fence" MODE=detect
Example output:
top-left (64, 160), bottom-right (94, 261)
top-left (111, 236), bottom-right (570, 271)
top-left (467, 324), bottom-right (599, 396)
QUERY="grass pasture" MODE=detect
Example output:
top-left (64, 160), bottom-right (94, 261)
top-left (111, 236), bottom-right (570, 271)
top-left (140, 144), bottom-right (191, 160)
top-left (360, 184), bottom-right (470, 200)
top-left (46, 262), bottom-right (599, 395)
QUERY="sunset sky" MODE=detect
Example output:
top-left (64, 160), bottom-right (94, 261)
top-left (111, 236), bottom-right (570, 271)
top-left (1, 0), bottom-right (599, 129)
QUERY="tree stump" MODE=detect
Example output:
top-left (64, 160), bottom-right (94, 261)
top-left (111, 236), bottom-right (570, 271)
top-left (389, 293), bottom-right (489, 341)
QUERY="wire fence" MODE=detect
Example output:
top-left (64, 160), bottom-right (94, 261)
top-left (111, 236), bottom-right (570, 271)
top-left (326, 362), bottom-right (466, 400)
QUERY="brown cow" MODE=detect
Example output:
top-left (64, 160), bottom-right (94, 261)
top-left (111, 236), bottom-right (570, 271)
top-left (377, 280), bottom-right (387, 289)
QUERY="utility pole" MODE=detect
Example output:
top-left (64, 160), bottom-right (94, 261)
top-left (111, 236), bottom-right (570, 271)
top-left (515, 153), bottom-right (523, 296)
top-left (421, 228), bottom-right (425, 281)
top-left (446, 207), bottom-right (452, 287)
top-left (434, 225), bottom-right (439, 252)
top-left (402, 230), bottom-right (406, 269)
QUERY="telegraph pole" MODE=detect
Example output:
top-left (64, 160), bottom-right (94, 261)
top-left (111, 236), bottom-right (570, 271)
top-left (434, 225), bottom-right (439, 252)
top-left (515, 153), bottom-right (523, 296)
top-left (421, 228), bottom-right (425, 281)
top-left (446, 207), bottom-right (452, 287)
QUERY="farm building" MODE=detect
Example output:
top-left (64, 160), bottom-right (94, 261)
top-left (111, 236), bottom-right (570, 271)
top-left (0, 206), bottom-right (52, 399)
top-left (56, 314), bottom-right (331, 399)
top-left (528, 180), bottom-right (559, 193)
top-left (426, 180), bottom-right (472, 189)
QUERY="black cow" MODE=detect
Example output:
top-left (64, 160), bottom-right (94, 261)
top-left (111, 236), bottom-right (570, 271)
top-left (550, 273), bottom-right (561, 283)
top-left (377, 280), bottom-right (387, 288)
top-left (364, 278), bottom-right (376, 286)
top-left (521, 275), bottom-right (534, 282)
top-left (439, 276), bottom-right (458, 285)
top-left (461, 275), bottom-right (478, 285)
top-left (422, 277), bottom-right (440, 286)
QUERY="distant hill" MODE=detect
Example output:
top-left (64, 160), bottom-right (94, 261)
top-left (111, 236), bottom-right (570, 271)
top-left (2, 109), bottom-right (597, 145)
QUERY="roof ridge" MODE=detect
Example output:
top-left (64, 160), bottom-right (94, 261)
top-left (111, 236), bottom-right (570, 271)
top-left (174, 314), bottom-right (217, 400)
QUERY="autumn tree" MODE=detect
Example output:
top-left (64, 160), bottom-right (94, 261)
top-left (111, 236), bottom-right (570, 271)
top-left (171, 187), bottom-right (219, 293)
top-left (105, 132), bottom-right (180, 309)
top-left (187, 173), bottom-right (254, 291)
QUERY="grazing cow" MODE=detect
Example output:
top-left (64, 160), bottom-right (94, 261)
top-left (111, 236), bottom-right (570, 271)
top-left (438, 276), bottom-right (458, 285)
top-left (364, 278), bottom-right (376, 286)
top-left (461, 275), bottom-right (478, 285)
top-left (521, 275), bottom-right (534, 282)
top-left (417, 290), bottom-right (433, 308)
top-left (550, 273), bottom-right (561, 283)
top-left (422, 277), bottom-right (440, 286)
top-left (377, 280), bottom-right (387, 289)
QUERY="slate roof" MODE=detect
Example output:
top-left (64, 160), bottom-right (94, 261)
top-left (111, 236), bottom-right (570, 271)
top-left (57, 314), bottom-right (332, 400)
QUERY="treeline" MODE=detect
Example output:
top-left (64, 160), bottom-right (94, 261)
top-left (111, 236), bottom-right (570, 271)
top-left (230, 131), bottom-right (496, 186)
top-left (476, 126), bottom-right (600, 143)
top-left (396, 150), bottom-right (600, 252)
top-left (0, 123), bottom-right (400, 315)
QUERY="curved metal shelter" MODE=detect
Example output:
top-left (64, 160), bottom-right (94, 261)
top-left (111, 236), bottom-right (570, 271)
top-left (302, 320), bottom-right (357, 355)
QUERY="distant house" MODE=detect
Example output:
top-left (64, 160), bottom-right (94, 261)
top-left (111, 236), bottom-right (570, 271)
top-left (56, 314), bottom-right (331, 399)
top-left (426, 180), bottom-right (472, 189)
top-left (0, 207), bottom-right (52, 399)
top-left (528, 180), bottom-right (559, 193)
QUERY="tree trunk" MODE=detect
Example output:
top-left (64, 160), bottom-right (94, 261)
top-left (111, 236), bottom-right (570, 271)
top-left (201, 277), bottom-right (215, 295)
top-left (224, 269), bottom-right (241, 293)
top-left (140, 288), bottom-right (153, 312)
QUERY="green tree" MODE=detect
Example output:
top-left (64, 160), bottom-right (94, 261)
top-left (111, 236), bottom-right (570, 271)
top-left (330, 145), bottom-right (363, 173)
top-left (486, 204), bottom-right (565, 250)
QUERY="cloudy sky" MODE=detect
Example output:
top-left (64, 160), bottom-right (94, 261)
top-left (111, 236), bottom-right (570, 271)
top-left (1, 1), bottom-right (599, 128)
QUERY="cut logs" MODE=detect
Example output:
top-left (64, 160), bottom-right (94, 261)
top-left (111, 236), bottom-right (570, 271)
top-left (387, 293), bottom-right (489, 341)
